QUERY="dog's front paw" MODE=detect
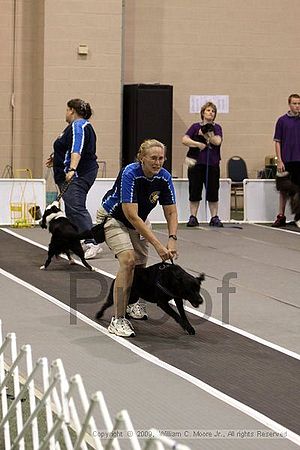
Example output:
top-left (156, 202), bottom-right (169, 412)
top-left (185, 325), bottom-right (195, 335)
top-left (40, 265), bottom-right (46, 270)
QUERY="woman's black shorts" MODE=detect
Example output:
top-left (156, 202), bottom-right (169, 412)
top-left (188, 164), bottom-right (220, 202)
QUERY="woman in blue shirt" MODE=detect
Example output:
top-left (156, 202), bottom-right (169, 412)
top-left (96, 139), bottom-right (178, 337)
top-left (46, 98), bottom-right (102, 259)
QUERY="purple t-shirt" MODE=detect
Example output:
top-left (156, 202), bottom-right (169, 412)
top-left (274, 113), bottom-right (300, 162)
top-left (185, 122), bottom-right (223, 166)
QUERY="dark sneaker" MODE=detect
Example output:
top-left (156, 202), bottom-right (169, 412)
top-left (271, 214), bottom-right (286, 228)
top-left (209, 215), bottom-right (223, 227)
top-left (187, 215), bottom-right (199, 227)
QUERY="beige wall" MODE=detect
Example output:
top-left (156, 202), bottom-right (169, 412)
top-left (1, 0), bottom-right (300, 181)
top-left (0, 0), bottom-right (123, 180)
top-left (123, 0), bottom-right (300, 178)
top-left (43, 0), bottom-right (123, 180)
top-left (0, 0), bottom-right (14, 176)
top-left (1, 0), bottom-right (46, 177)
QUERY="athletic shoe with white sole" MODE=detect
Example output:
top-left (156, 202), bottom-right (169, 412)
top-left (108, 317), bottom-right (135, 337)
top-left (84, 243), bottom-right (103, 259)
top-left (81, 240), bottom-right (88, 252)
top-left (126, 301), bottom-right (148, 320)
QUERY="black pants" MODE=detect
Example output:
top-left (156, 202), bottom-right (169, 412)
top-left (188, 164), bottom-right (220, 202)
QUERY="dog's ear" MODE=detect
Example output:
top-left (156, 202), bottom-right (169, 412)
top-left (197, 273), bottom-right (205, 283)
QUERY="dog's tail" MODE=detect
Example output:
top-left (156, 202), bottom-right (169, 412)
top-left (198, 273), bottom-right (205, 282)
top-left (78, 229), bottom-right (94, 240)
top-left (78, 220), bottom-right (107, 244)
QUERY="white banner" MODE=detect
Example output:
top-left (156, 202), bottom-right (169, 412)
top-left (190, 95), bottom-right (229, 114)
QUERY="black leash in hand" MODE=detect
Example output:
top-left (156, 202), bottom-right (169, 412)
top-left (156, 259), bottom-right (177, 298)
top-left (56, 180), bottom-right (72, 202)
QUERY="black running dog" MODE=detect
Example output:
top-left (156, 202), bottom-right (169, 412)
top-left (95, 262), bottom-right (205, 335)
top-left (276, 171), bottom-right (300, 226)
top-left (40, 201), bottom-right (97, 270)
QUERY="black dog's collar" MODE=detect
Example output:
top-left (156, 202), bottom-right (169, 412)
top-left (155, 261), bottom-right (177, 298)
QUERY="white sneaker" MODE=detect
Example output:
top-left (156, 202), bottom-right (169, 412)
top-left (84, 243), bottom-right (103, 260)
top-left (126, 301), bottom-right (148, 320)
top-left (81, 240), bottom-right (88, 252)
top-left (108, 317), bottom-right (135, 337)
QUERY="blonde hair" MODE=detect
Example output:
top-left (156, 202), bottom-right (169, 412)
top-left (136, 139), bottom-right (166, 162)
top-left (200, 101), bottom-right (217, 120)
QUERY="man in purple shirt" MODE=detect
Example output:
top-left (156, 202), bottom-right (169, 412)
top-left (272, 94), bottom-right (300, 227)
top-left (182, 101), bottom-right (223, 227)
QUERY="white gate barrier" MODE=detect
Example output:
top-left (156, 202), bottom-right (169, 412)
top-left (243, 179), bottom-right (293, 223)
top-left (0, 320), bottom-right (190, 450)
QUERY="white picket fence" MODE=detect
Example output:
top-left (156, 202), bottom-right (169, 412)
top-left (0, 319), bottom-right (190, 450)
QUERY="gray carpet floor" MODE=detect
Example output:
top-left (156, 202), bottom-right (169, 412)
top-left (0, 223), bottom-right (299, 449)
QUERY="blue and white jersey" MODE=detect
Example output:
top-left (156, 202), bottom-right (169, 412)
top-left (53, 118), bottom-right (97, 185)
top-left (102, 162), bottom-right (176, 229)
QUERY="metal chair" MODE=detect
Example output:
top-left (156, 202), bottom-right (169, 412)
top-left (227, 156), bottom-right (248, 211)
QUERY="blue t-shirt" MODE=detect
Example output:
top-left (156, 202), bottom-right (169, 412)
top-left (53, 119), bottom-right (98, 184)
top-left (102, 162), bottom-right (176, 229)
top-left (274, 113), bottom-right (300, 162)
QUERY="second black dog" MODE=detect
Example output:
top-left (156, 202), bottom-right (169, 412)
top-left (95, 262), bottom-right (205, 335)
top-left (276, 171), bottom-right (300, 225)
top-left (40, 201), bottom-right (93, 270)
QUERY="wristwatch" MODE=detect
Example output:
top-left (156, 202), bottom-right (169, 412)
top-left (68, 167), bottom-right (76, 172)
top-left (169, 235), bottom-right (177, 240)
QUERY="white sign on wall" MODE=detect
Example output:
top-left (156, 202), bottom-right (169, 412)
top-left (189, 95), bottom-right (229, 113)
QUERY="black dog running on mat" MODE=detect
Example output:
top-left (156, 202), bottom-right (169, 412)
top-left (276, 171), bottom-right (300, 226)
top-left (40, 201), bottom-right (106, 271)
top-left (95, 262), bottom-right (205, 335)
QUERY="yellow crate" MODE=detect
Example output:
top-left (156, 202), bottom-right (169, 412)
top-left (10, 202), bottom-right (37, 228)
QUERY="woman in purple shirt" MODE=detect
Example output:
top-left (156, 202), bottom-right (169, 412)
top-left (182, 101), bottom-right (223, 227)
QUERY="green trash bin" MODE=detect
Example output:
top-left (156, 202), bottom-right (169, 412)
top-left (46, 192), bottom-right (57, 205)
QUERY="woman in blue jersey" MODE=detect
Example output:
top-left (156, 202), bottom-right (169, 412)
top-left (46, 99), bottom-right (102, 259)
top-left (96, 139), bottom-right (178, 337)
